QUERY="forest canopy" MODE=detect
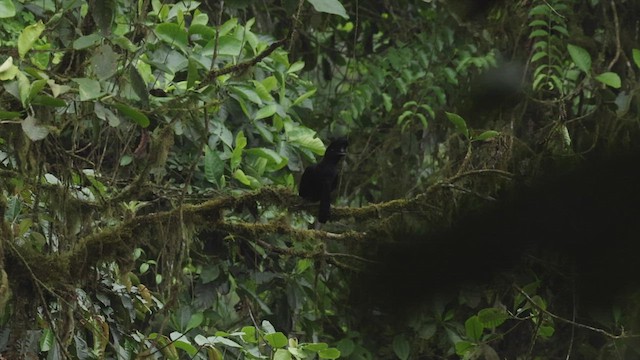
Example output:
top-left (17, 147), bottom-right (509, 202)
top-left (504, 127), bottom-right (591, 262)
top-left (1, 0), bottom-right (640, 359)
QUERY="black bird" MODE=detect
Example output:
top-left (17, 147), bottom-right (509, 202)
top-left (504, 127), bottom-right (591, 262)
top-left (299, 138), bottom-right (349, 223)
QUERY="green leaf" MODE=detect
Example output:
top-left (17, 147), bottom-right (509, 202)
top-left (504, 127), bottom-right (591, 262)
top-left (264, 332), bottom-right (288, 348)
top-left (255, 104), bottom-right (277, 120)
top-left (306, 0), bottom-right (349, 19)
top-left (0, 0), bottom-right (16, 18)
top-left (567, 44), bottom-right (592, 73)
top-left (474, 130), bottom-right (500, 141)
top-left (233, 169), bottom-right (250, 185)
top-left (73, 78), bottom-right (102, 101)
top-left (287, 127), bottom-right (325, 154)
top-left (241, 326), bottom-right (257, 343)
top-left (0, 111), bottom-right (21, 119)
top-left (246, 147), bottom-right (287, 171)
top-left (128, 66), bottom-right (149, 106)
top-left (17, 72), bottom-right (30, 107)
top-left (18, 21), bottom-right (45, 58)
top-left (538, 325), bottom-right (555, 338)
top-left (73, 33), bottom-right (102, 50)
top-left (39, 328), bottom-right (55, 351)
top-left (303, 343), bottom-right (328, 352)
top-left (91, 0), bottom-right (116, 35)
top-left (633, 49), bottom-right (640, 69)
top-left (31, 95), bottom-right (67, 107)
top-left (187, 312), bottom-right (204, 330)
top-left (91, 44), bottom-right (119, 80)
top-left (204, 146), bottom-right (225, 187)
top-left (274, 349), bottom-right (292, 360)
top-left (22, 115), bottom-right (50, 141)
top-left (454, 340), bottom-right (475, 356)
top-left (445, 112), bottom-right (469, 139)
top-left (465, 315), bottom-right (484, 341)
top-left (0, 57), bottom-right (18, 80)
top-left (287, 61), bottom-right (305, 73)
top-left (111, 103), bottom-right (150, 127)
top-left (317, 348), bottom-right (341, 359)
top-left (595, 72), bottom-right (621, 88)
top-left (382, 93), bottom-right (392, 112)
top-left (335, 339), bottom-right (354, 357)
top-left (392, 335), bottom-right (410, 360)
top-left (156, 23), bottom-right (189, 53)
top-left (293, 89), bottom-right (317, 106)
top-left (477, 308), bottom-right (509, 328)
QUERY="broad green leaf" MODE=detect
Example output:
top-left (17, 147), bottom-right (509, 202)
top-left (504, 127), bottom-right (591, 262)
top-left (538, 325), bottom-right (555, 338)
top-left (246, 147), bottom-right (287, 171)
top-left (73, 33), bottom-right (102, 50)
top-left (335, 339), bottom-right (354, 357)
top-left (230, 85), bottom-right (263, 105)
top-left (392, 335), bottom-right (410, 360)
top-left (274, 349), bottom-right (292, 360)
top-left (0, 111), bottom-right (21, 119)
top-left (156, 23), bottom-right (189, 53)
top-left (287, 61), bottom-right (305, 73)
top-left (382, 93), bottom-right (392, 112)
top-left (39, 328), bottom-right (55, 351)
top-left (112, 35), bottom-right (138, 52)
top-left (215, 35), bottom-right (243, 56)
top-left (0, 0), bottom-right (16, 18)
top-left (28, 79), bottom-right (47, 102)
top-left (188, 23), bottom-right (217, 43)
top-left (445, 112), bottom-right (469, 139)
top-left (477, 308), bottom-right (509, 328)
top-left (129, 66), bottom-right (149, 106)
top-left (633, 49), bottom-right (640, 69)
top-left (264, 332), bottom-right (288, 348)
top-left (187, 312), bottom-right (204, 330)
top-left (241, 326), bottom-right (257, 343)
top-left (91, 44), bottom-right (119, 80)
top-left (303, 343), bottom-right (328, 352)
top-left (22, 115), bottom-right (50, 141)
top-left (455, 341), bottom-right (475, 356)
top-left (288, 347), bottom-right (306, 358)
top-left (292, 89), bottom-right (317, 106)
top-left (233, 169), bottom-right (251, 185)
top-left (230, 131), bottom-right (246, 170)
top-left (91, 0), bottom-right (115, 35)
top-left (474, 130), bottom-right (500, 141)
top-left (465, 315), bottom-right (483, 341)
top-left (255, 104), bottom-right (277, 120)
top-left (262, 76), bottom-right (278, 92)
top-left (47, 80), bottom-right (71, 97)
top-left (17, 72), bottom-right (30, 106)
top-left (111, 103), bottom-right (150, 127)
top-left (94, 102), bottom-right (120, 127)
top-left (252, 80), bottom-right (273, 101)
top-left (287, 127), bottom-right (325, 154)
top-left (31, 95), bottom-right (67, 107)
top-left (306, 0), bottom-right (349, 19)
top-left (18, 21), bottom-right (45, 58)
top-left (0, 57), bottom-right (18, 80)
top-left (595, 72), bottom-right (621, 88)
top-left (567, 44), bottom-right (592, 73)
top-left (317, 348), bottom-right (341, 359)
top-left (73, 78), bottom-right (102, 101)
top-left (172, 337), bottom-right (198, 356)
top-left (204, 146), bottom-right (225, 186)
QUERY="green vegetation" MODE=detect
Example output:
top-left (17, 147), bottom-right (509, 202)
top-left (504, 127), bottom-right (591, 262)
top-left (1, 0), bottom-right (640, 358)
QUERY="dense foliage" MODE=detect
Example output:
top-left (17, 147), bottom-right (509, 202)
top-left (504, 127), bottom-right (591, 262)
top-left (1, 0), bottom-right (640, 359)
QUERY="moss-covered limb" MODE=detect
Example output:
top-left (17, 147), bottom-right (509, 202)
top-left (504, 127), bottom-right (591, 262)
top-left (333, 169), bottom-right (514, 222)
top-left (218, 220), bottom-right (366, 243)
